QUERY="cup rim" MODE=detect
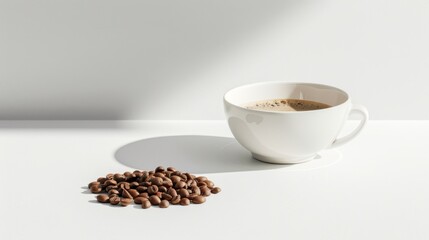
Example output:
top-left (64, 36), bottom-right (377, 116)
top-left (223, 81), bottom-right (350, 114)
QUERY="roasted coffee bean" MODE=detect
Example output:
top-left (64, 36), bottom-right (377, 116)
top-left (156, 192), bottom-right (162, 198)
top-left (141, 199), bottom-right (151, 209)
top-left (211, 187), bottom-right (221, 194)
top-left (175, 181), bottom-right (186, 189)
top-left (192, 196), bottom-right (206, 204)
top-left (104, 179), bottom-right (117, 186)
top-left (113, 174), bottom-right (126, 182)
top-left (180, 198), bottom-right (190, 206)
top-left (88, 181), bottom-right (100, 189)
top-left (188, 193), bottom-right (199, 200)
top-left (154, 172), bottom-right (164, 178)
top-left (171, 175), bottom-right (181, 184)
top-left (124, 172), bottom-right (132, 178)
top-left (149, 195), bottom-right (161, 205)
top-left (130, 182), bottom-right (139, 188)
top-left (105, 185), bottom-right (118, 192)
top-left (97, 177), bottom-right (107, 184)
top-left (118, 182), bottom-right (130, 190)
top-left (128, 189), bottom-right (139, 198)
top-left (108, 189), bottom-right (119, 195)
top-left (108, 194), bottom-right (118, 199)
top-left (167, 167), bottom-right (176, 171)
top-left (159, 200), bottom-right (169, 208)
top-left (167, 188), bottom-right (177, 197)
top-left (178, 189), bottom-right (190, 198)
top-left (197, 182), bottom-right (207, 187)
top-left (151, 177), bottom-right (163, 186)
top-left (140, 182), bottom-right (151, 187)
top-left (171, 195), bottom-right (181, 205)
top-left (161, 193), bottom-right (173, 201)
top-left (106, 173), bottom-right (114, 180)
top-left (158, 186), bottom-right (167, 193)
top-left (136, 186), bottom-right (147, 193)
top-left (163, 179), bottom-right (173, 188)
top-left (155, 166), bottom-right (165, 173)
top-left (204, 180), bottom-right (214, 189)
top-left (148, 185), bottom-right (158, 195)
top-left (90, 185), bottom-right (102, 193)
top-left (138, 193), bottom-right (149, 199)
top-left (200, 187), bottom-right (211, 197)
top-left (196, 176), bottom-right (207, 182)
top-left (192, 186), bottom-right (201, 195)
top-left (120, 198), bottom-right (132, 206)
top-left (186, 179), bottom-right (194, 187)
top-left (109, 196), bottom-right (120, 205)
top-left (134, 197), bottom-right (147, 204)
top-left (180, 174), bottom-right (188, 181)
top-left (97, 194), bottom-right (109, 203)
top-left (122, 189), bottom-right (133, 199)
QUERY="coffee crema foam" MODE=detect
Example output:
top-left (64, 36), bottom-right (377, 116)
top-left (243, 98), bottom-right (331, 112)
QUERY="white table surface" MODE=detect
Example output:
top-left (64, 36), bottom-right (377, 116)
top-left (0, 120), bottom-right (428, 240)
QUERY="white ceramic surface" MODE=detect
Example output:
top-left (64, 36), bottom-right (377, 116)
top-left (224, 82), bottom-right (369, 164)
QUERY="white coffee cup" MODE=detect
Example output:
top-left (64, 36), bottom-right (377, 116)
top-left (223, 82), bottom-right (368, 164)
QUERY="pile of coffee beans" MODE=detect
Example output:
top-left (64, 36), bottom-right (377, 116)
top-left (88, 166), bottom-right (221, 209)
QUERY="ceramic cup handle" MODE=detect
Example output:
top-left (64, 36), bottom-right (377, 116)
top-left (329, 104), bottom-right (369, 149)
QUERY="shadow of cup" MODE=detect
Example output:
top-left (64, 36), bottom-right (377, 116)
top-left (114, 135), bottom-right (287, 174)
top-left (114, 135), bottom-right (341, 174)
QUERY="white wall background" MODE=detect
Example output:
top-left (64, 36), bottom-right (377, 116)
top-left (0, 0), bottom-right (428, 120)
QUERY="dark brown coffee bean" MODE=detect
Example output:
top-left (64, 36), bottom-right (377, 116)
top-left (130, 182), bottom-right (139, 188)
top-left (108, 189), bottom-right (119, 195)
top-left (180, 198), bottom-right (190, 206)
top-left (141, 200), bottom-right (151, 209)
top-left (122, 189), bottom-right (133, 199)
top-left (211, 187), bottom-right (221, 194)
top-left (108, 194), bottom-right (118, 199)
top-left (161, 193), bottom-right (172, 201)
top-left (154, 172), bottom-right (164, 178)
top-left (149, 195), bottom-right (161, 205)
top-left (120, 198), bottom-right (132, 206)
top-left (192, 186), bottom-right (201, 195)
top-left (178, 189), bottom-right (189, 198)
top-left (159, 200), bottom-right (169, 208)
top-left (180, 174), bottom-right (188, 181)
top-left (175, 181), bottom-right (186, 189)
top-left (90, 185), bottom-right (102, 193)
top-left (106, 173), bottom-right (114, 180)
top-left (196, 176), bottom-right (207, 182)
top-left (97, 177), bottom-right (107, 184)
top-left (167, 167), bottom-right (176, 171)
top-left (104, 179), bottom-right (117, 186)
top-left (134, 197), bottom-right (147, 204)
top-left (140, 182), bottom-right (151, 187)
top-left (136, 186), bottom-right (147, 193)
top-left (88, 181), bottom-right (100, 189)
top-left (188, 193), bottom-right (199, 200)
top-left (167, 188), bottom-right (177, 197)
top-left (163, 179), bottom-right (173, 188)
top-left (171, 175), bottom-right (181, 184)
top-left (156, 192), bottom-right (162, 198)
top-left (138, 192), bottom-right (149, 199)
top-left (96, 194), bottom-right (109, 203)
top-left (105, 185), bottom-right (118, 192)
top-left (158, 186), bottom-right (167, 193)
top-left (113, 174), bottom-right (126, 182)
top-left (128, 189), bottom-right (139, 198)
top-left (148, 185), bottom-right (158, 195)
top-left (197, 182), bottom-right (207, 187)
top-left (155, 166), bottom-right (165, 173)
top-left (192, 196), bottom-right (206, 204)
top-left (200, 187), bottom-right (211, 197)
top-left (186, 179), bottom-right (194, 187)
top-left (151, 177), bottom-right (163, 186)
top-left (124, 171), bottom-right (132, 178)
top-left (171, 195), bottom-right (181, 205)
top-left (109, 196), bottom-right (120, 205)
top-left (204, 180), bottom-right (214, 189)
top-left (118, 182), bottom-right (130, 190)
